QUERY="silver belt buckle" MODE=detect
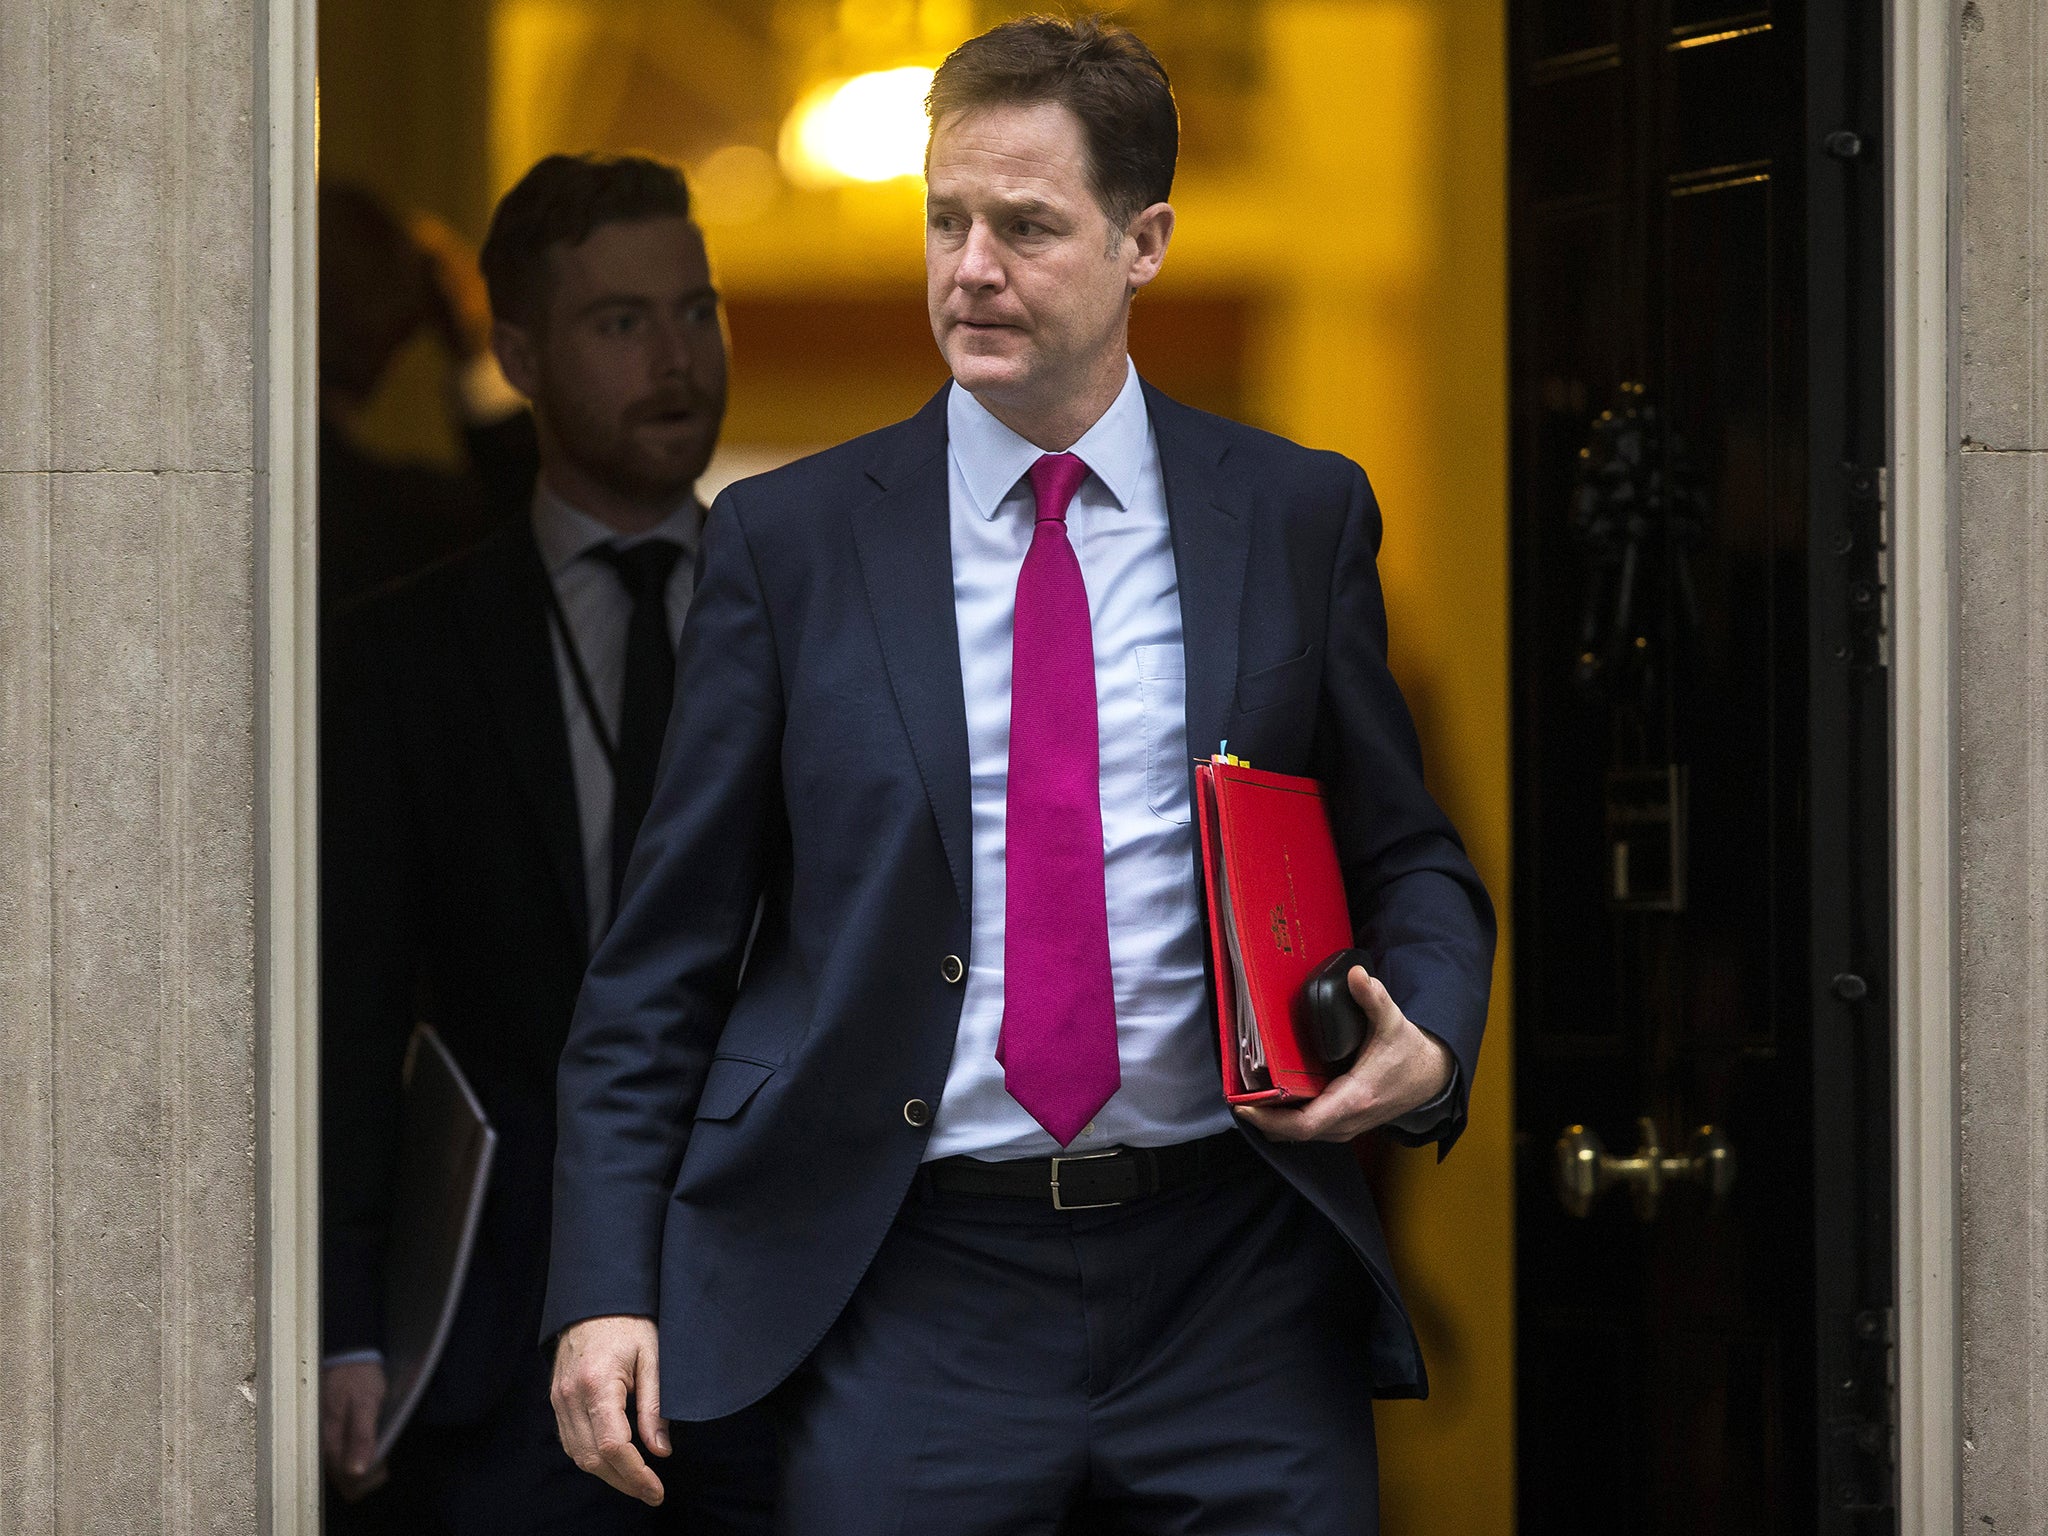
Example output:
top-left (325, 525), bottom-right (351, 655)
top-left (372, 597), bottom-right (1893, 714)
top-left (1050, 1148), bottom-right (1123, 1211)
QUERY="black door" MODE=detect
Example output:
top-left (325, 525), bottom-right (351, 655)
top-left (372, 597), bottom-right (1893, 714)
top-left (1508, 0), bottom-right (1892, 1529)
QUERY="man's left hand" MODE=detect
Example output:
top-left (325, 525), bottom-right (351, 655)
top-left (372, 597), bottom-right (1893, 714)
top-left (1234, 963), bottom-right (1453, 1143)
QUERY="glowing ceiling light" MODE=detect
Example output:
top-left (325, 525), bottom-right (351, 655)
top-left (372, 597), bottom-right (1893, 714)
top-left (779, 66), bottom-right (935, 186)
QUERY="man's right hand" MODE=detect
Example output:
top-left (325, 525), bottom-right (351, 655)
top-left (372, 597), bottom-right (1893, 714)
top-left (320, 1357), bottom-right (390, 1502)
top-left (550, 1314), bottom-right (671, 1506)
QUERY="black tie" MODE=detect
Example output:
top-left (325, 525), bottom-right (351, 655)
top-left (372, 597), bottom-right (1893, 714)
top-left (590, 538), bottom-right (685, 917)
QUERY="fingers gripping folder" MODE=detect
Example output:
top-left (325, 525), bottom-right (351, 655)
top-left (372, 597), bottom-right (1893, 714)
top-left (1194, 754), bottom-right (1369, 1103)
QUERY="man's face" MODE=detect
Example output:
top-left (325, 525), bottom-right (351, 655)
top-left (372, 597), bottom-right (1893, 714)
top-left (500, 216), bottom-right (728, 506)
top-left (925, 102), bottom-right (1163, 415)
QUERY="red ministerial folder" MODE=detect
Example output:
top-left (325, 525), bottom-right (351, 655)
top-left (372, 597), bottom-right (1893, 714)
top-left (1195, 756), bottom-right (1357, 1104)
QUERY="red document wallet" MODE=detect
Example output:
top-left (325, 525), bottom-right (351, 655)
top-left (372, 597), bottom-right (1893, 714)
top-left (1194, 756), bottom-right (1358, 1103)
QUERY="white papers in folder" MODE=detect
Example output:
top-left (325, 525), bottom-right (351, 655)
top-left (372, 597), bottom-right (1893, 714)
top-left (1215, 845), bottom-right (1270, 1092)
top-left (373, 1024), bottom-right (498, 1464)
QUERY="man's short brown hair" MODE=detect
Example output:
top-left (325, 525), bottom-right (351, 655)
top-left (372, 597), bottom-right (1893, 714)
top-left (480, 154), bottom-right (693, 328)
top-left (926, 15), bottom-right (1178, 233)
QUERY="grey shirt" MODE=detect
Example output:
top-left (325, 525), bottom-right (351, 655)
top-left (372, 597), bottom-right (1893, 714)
top-left (531, 482), bottom-right (701, 951)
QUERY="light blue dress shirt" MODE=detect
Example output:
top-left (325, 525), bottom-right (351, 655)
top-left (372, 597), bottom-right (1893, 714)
top-left (923, 363), bottom-right (1458, 1163)
top-left (925, 362), bottom-right (1237, 1161)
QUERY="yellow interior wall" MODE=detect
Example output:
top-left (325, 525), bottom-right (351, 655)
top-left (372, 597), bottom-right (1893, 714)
top-left (319, 0), bottom-right (497, 466)
top-left (1238, 8), bottom-right (1511, 1530)
top-left (1251, 8), bottom-right (1514, 1532)
top-left (321, 3), bottom-right (1513, 1524)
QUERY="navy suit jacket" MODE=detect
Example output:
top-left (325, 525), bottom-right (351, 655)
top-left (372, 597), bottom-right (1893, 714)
top-left (542, 382), bottom-right (1496, 1417)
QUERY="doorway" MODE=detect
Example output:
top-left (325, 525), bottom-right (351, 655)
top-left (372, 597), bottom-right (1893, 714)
top-left (291, 0), bottom-right (1934, 1528)
top-left (1507, 0), bottom-right (1895, 1529)
top-left (311, 1), bottom-right (1516, 1528)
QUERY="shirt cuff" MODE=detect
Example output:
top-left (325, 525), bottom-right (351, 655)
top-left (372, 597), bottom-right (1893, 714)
top-left (322, 1348), bottom-right (385, 1370)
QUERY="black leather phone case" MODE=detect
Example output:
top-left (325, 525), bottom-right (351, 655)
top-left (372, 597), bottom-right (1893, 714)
top-left (1301, 948), bottom-right (1373, 1069)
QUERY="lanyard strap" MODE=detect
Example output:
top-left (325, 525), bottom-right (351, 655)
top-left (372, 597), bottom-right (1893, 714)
top-left (539, 573), bottom-right (621, 776)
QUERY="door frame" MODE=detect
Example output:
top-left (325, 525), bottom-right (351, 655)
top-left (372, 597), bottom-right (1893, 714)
top-left (1885, 0), bottom-right (1959, 1527)
top-left (255, 0), bottom-right (321, 1527)
top-left (248, 0), bottom-right (1963, 1527)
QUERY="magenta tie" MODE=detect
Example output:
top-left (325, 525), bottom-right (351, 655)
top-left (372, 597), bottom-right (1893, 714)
top-left (998, 452), bottom-right (1120, 1146)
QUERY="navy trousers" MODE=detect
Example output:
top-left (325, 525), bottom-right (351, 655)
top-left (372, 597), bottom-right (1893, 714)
top-left (326, 1352), bottom-right (777, 1535)
top-left (774, 1145), bottom-right (1382, 1535)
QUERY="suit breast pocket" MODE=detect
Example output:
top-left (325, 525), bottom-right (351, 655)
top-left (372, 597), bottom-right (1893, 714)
top-left (1235, 646), bottom-right (1318, 715)
top-left (694, 1055), bottom-right (775, 1123)
top-left (1136, 644), bottom-right (1192, 825)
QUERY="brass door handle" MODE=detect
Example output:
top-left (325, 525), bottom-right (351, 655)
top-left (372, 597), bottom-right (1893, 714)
top-left (1555, 1116), bottom-right (1736, 1220)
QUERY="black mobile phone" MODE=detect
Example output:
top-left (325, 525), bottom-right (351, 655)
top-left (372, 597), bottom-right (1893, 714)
top-left (1301, 948), bottom-right (1373, 1070)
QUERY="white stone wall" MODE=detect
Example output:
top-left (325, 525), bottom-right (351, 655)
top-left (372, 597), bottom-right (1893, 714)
top-left (0, 0), bottom-right (260, 1529)
top-left (1957, 0), bottom-right (2048, 1523)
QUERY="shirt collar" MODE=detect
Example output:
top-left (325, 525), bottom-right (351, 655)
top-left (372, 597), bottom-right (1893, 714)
top-left (946, 358), bottom-right (1147, 521)
top-left (530, 477), bottom-right (702, 576)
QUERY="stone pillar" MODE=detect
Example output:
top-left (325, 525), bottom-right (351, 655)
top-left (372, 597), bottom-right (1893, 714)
top-left (1957, 0), bottom-right (2048, 1523)
top-left (0, 0), bottom-right (263, 1529)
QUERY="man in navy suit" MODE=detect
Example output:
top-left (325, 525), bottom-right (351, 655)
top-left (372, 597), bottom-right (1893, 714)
top-left (545, 18), bottom-right (1494, 1532)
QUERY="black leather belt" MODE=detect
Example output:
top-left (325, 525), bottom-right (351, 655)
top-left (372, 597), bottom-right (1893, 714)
top-left (921, 1130), bottom-right (1254, 1211)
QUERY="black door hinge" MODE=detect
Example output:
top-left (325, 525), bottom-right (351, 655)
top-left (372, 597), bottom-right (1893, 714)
top-left (1826, 463), bottom-right (1889, 672)
top-left (1825, 1306), bottom-right (1896, 1511)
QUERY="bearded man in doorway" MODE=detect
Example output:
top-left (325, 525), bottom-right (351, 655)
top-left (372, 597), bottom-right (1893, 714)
top-left (319, 154), bottom-right (776, 1535)
top-left (542, 16), bottom-right (1494, 1535)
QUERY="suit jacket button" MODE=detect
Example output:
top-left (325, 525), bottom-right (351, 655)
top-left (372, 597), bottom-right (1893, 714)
top-left (903, 1098), bottom-right (932, 1128)
top-left (940, 954), bottom-right (965, 984)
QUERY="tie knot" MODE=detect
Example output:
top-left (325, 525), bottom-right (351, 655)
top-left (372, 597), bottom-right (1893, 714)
top-left (592, 538), bottom-right (684, 605)
top-left (1026, 453), bottom-right (1090, 525)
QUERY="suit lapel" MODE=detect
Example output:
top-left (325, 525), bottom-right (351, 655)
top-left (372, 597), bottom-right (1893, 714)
top-left (849, 388), bottom-right (974, 916)
top-left (1147, 383), bottom-right (1250, 764)
top-left (454, 524), bottom-right (591, 954)
top-left (843, 382), bottom-right (1248, 916)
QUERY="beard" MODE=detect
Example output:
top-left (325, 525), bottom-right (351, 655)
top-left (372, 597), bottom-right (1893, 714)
top-left (542, 384), bottom-right (725, 507)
